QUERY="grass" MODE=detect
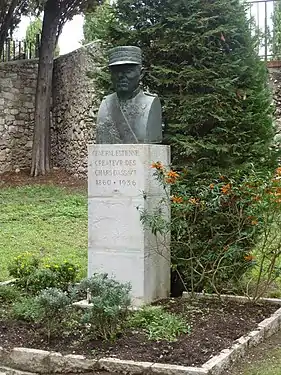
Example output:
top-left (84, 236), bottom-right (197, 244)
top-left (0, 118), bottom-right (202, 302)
top-left (230, 346), bottom-right (281, 375)
top-left (0, 184), bottom-right (88, 281)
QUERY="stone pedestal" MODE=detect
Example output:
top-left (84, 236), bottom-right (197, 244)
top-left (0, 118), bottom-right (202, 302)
top-left (88, 144), bottom-right (171, 305)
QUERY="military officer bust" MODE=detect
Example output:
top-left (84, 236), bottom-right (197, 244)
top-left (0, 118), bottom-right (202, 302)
top-left (96, 46), bottom-right (162, 144)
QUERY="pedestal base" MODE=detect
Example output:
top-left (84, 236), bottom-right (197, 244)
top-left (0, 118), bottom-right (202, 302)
top-left (88, 144), bottom-right (171, 305)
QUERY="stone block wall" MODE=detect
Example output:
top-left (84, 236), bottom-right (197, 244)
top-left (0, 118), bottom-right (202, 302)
top-left (0, 42), bottom-right (103, 176)
top-left (52, 42), bottom-right (103, 177)
top-left (0, 59), bottom-right (37, 174)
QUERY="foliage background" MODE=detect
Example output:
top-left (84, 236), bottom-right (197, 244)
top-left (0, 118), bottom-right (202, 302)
top-left (83, 0), bottom-right (280, 293)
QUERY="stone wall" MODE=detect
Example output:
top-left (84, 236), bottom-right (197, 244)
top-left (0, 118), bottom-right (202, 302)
top-left (0, 42), bottom-right (102, 176)
top-left (0, 59), bottom-right (37, 174)
top-left (52, 42), bottom-right (103, 176)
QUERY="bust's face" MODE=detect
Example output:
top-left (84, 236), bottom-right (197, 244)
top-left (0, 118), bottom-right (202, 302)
top-left (110, 64), bottom-right (142, 98)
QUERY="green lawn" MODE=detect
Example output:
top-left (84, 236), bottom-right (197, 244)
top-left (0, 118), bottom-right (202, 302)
top-left (237, 352), bottom-right (281, 375)
top-left (0, 184), bottom-right (88, 281)
top-left (229, 334), bottom-right (281, 375)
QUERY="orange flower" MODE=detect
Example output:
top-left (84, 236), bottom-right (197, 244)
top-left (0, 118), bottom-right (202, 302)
top-left (209, 183), bottom-right (215, 190)
top-left (171, 195), bottom-right (183, 204)
top-left (251, 219), bottom-right (258, 225)
top-left (219, 175), bottom-right (226, 181)
top-left (165, 170), bottom-right (180, 184)
top-left (166, 178), bottom-right (175, 184)
top-left (167, 170), bottom-right (180, 179)
top-left (221, 183), bottom-right (231, 195)
top-left (276, 167), bottom-right (281, 176)
top-left (244, 254), bottom-right (255, 262)
top-left (151, 161), bottom-right (163, 170)
top-left (189, 197), bottom-right (199, 205)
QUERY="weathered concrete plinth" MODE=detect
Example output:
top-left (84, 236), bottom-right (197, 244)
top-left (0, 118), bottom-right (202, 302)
top-left (88, 144), bottom-right (171, 305)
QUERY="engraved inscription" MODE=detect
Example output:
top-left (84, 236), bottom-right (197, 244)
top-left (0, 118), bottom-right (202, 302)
top-left (93, 148), bottom-right (140, 190)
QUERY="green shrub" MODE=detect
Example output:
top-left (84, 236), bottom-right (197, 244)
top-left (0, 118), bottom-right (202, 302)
top-left (129, 306), bottom-right (189, 342)
top-left (12, 297), bottom-right (42, 322)
top-left (0, 285), bottom-right (21, 304)
top-left (141, 164), bottom-right (281, 297)
top-left (47, 261), bottom-right (79, 290)
top-left (8, 253), bottom-right (79, 294)
top-left (36, 287), bottom-right (71, 340)
top-left (74, 274), bottom-right (131, 340)
top-left (8, 252), bottom-right (40, 282)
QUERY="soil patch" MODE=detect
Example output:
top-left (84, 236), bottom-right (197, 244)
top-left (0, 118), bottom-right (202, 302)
top-left (0, 168), bottom-right (87, 191)
top-left (0, 298), bottom-right (278, 367)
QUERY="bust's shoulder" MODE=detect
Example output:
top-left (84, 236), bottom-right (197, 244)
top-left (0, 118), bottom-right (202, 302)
top-left (101, 92), bottom-right (116, 103)
top-left (138, 91), bottom-right (160, 105)
top-left (143, 91), bottom-right (159, 102)
top-left (144, 90), bottom-right (158, 97)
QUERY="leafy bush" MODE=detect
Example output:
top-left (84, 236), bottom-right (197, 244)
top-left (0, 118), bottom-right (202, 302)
top-left (8, 252), bottom-right (79, 294)
top-left (74, 274), bottom-right (131, 340)
top-left (129, 306), bottom-right (189, 341)
top-left (8, 252), bottom-right (40, 281)
top-left (141, 164), bottom-right (281, 298)
top-left (12, 297), bottom-right (42, 322)
top-left (0, 285), bottom-right (21, 304)
top-left (35, 288), bottom-right (71, 340)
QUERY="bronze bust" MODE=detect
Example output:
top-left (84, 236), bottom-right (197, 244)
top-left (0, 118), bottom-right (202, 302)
top-left (96, 46), bottom-right (162, 144)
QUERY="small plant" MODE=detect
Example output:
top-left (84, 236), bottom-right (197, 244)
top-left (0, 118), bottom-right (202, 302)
top-left (26, 268), bottom-right (58, 294)
top-left (129, 305), bottom-right (189, 342)
top-left (8, 252), bottom-right (40, 284)
top-left (35, 287), bottom-right (71, 341)
top-left (47, 261), bottom-right (79, 290)
top-left (12, 297), bottom-right (42, 322)
top-left (0, 285), bottom-right (21, 304)
top-left (8, 253), bottom-right (79, 294)
top-left (74, 274), bottom-right (131, 340)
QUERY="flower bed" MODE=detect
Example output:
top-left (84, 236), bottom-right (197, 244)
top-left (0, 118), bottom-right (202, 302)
top-left (1, 297), bottom-right (281, 375)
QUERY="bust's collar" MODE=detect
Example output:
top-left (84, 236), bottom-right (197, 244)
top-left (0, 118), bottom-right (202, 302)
top-left (117, 87), bottom-right (142, 101)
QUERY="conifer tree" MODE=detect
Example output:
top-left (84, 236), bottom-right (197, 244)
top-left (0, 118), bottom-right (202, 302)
top-left (101, 0), bottom-right (279, 291)
top-left (108, 0), bottom-right (275, 171)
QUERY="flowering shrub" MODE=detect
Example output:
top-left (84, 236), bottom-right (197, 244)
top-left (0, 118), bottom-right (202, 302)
top-left (8, 252), bottom-right (79, 294)
top-left (140, 163), bottom-right (281, 298)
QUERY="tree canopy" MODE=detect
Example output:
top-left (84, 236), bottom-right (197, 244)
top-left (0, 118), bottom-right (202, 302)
top-left (26, 16), bottom-right (60, 56)
top-left (0, 0), bottom-right (31, 56)
top-left (83, 0), bottom-right (115, 43)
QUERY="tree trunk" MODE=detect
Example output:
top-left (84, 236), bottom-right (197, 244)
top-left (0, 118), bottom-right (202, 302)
top-left (31, 0), bottom-right (59, 177)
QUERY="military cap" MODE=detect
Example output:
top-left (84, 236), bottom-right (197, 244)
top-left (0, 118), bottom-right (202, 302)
top-left (108, 46), bottom-right (142, 66)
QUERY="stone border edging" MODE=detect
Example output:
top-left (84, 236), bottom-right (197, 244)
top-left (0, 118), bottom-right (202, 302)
top-left (1, 295), bottom-right (281, 375)
top-left (0, 279), bottom-right (16, 286)
top-left (0, 365), bottom-right (38, 375)
top-left (182, 291), bottom-right (281, 305)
